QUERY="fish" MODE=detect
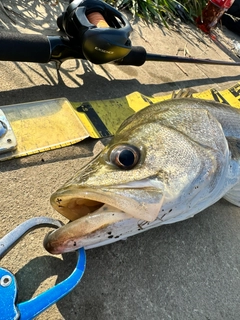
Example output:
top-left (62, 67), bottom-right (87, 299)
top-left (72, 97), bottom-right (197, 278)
top-left (44, 97), bottom-right (240, 254)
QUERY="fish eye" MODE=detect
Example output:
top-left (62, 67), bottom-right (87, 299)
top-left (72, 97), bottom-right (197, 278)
top-left (109, 144), bottom-right (140, 170)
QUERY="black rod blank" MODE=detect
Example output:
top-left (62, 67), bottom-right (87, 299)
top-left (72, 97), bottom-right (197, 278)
top-left (115, 46), bottom-right (240, 67)
top-left (146, 53), bottom-right (240, 66)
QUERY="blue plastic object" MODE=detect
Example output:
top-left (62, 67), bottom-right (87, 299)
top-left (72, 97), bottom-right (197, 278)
top-left (0, 217), bottom-right (86, 320)
top-left (0, 248), bottom-right (86, 320)
top-left (0, 268), bottom-right (18, 320)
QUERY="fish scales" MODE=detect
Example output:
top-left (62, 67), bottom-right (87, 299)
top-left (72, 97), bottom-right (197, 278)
top-left (43, 98), bottom-right (240, 253)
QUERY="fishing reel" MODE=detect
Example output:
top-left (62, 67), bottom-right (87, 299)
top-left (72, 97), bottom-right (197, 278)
top-left (57, 0), bottom-right (132, 64)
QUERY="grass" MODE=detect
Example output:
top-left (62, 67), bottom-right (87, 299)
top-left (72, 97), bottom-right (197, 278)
top-left (106, 0), bottom-right (207, 26)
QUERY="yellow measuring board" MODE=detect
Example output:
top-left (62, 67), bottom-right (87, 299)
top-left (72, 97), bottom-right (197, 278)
top-left (0, 98), bottom-right (89, 161)
top-left (71, 82), bottom-right (240, 138)
top-left (1, 82), bottom-right (240, 161)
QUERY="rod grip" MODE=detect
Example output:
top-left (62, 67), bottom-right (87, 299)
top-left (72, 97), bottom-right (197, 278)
top-left (114, 46), bottom-right (146, 66)
top-left (0, 32), bottom-right (51, 63)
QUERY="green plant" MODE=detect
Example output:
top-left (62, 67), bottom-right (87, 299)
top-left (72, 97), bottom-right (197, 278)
top-left (180, 0), bottom-right (207, 20)
top-left (106, 0), bottom-right (207, 26)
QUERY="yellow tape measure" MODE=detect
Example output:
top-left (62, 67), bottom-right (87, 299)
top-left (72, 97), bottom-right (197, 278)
top-left (71, 82), bottom-right (240, 138)
top-left (1, 83), bottom-right (240, 161)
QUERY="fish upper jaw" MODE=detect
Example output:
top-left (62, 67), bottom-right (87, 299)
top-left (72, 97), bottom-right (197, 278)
top-left (50, 178), bottom-right (165, 223)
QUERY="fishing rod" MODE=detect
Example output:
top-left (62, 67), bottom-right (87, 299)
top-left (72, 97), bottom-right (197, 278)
top-left (1, 0), bottom-right (240, 68)
top-left (115, 48), bottom-right (240, 67)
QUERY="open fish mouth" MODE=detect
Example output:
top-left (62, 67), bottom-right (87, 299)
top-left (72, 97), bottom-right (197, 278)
top-left (44, 190), bottom-right (137, 254)
top-left (50, 179), bottom-right (165, 222)
top-left (49, 188), bottom-right (136, 222)
top-left (44, 183), bottom-right (164, 254)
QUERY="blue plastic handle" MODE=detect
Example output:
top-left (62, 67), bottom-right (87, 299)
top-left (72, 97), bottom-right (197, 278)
top-left (17, 247), bottom-right (86, 320)
top-left (0, 268), bottom-right (19, 320)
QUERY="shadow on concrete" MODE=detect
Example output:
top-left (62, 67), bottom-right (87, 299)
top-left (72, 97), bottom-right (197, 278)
top-left (0, 61), bottom-right (240, 106)
top-left (0, 0), bottom-right (66, 33)
top-left (0, 138), bottom-right (97, 173)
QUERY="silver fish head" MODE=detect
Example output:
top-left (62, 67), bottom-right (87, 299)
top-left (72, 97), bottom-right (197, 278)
top-left (44, 99), bottom-right (229, 254)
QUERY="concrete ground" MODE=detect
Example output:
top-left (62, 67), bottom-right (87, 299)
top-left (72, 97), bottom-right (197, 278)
top-left (0, 1), bottom-right (240, 319)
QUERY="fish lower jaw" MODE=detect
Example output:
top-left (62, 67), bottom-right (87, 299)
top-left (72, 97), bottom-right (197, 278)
top-left (44, 203), bottom-right (133, 254)
top-left (77, 208), bottom-right (203, 250)
top-left (45, 201), bottom-right (210, 254)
